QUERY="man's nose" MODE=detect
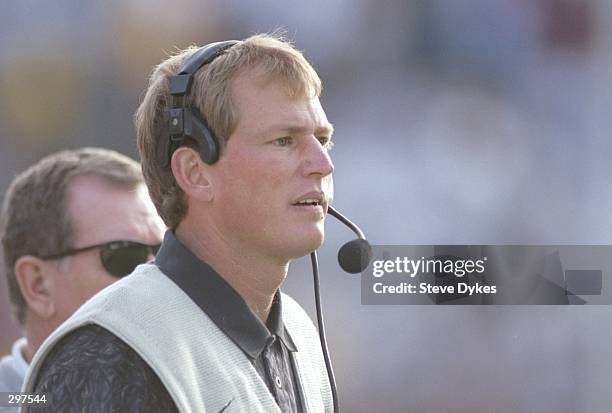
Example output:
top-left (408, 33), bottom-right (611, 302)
top-left (302, 137), bottom-right (334, 177)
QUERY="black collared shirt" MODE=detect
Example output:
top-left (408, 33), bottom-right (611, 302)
top-left (28, 231), bottom-right (304, 412)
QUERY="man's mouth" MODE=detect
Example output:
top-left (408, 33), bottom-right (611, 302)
top-left (294, 198), bottom-right (322, 207)
top-left (292, 192), bottom-right (327, 210)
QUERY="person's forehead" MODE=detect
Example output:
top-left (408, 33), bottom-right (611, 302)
top-left (66, 176), bottom-right (162, 245)
top-left (230, 72), bottom-right (331, 133)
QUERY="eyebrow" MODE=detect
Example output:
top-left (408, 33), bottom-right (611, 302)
top-left (263, 122), bottom-right (335, 138)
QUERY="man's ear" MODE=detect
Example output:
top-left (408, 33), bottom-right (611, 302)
top-left (14, 255), bottom-right (56, 320)
top-left (171, 147), bottom-right (214, 202)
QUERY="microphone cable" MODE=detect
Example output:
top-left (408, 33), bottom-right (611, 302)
top-left (310, 249), bottom-right (338, 413)
top-left (310, 205), bottom-right (372, 413)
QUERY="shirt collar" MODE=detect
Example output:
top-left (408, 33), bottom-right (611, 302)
top-left (154, 230), bottom-right (296, 358)
top-left (267, 291), bottom-right (298, 353)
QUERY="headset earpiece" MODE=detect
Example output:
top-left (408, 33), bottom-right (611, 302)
top-left (183, 108), bottom-right (220, 164)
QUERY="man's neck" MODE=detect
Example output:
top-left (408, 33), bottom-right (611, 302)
top-left (23, 317), bottom-right (54, 364)
top-left (175, 220), bottom-right (289, 322)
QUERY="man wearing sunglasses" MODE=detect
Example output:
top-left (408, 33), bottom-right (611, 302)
top-left (23, 34), bottom-right (334, 412)
top-left (0, 147), bottom-right (165, 403)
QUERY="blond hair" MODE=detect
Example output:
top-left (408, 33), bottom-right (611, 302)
top-left (134, 33), bottom-right (322, 229)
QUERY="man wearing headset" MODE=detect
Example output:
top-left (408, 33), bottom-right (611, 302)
top-left (24, 34), bottom-right (335, 412)
top-left (0, 148), bottom-right (165, 410)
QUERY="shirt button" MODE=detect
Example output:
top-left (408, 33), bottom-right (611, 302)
top-left (275, 375), bottom-right (282, 388)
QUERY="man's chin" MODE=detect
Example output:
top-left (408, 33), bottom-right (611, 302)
top-left (282, 231), bottom-right (325, 259)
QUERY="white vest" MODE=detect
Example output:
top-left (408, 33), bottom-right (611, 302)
top-left (23, 264), bottom-right (332, 413)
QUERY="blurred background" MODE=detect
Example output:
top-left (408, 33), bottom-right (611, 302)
top-left (1, 0), bottom-right (612, 411)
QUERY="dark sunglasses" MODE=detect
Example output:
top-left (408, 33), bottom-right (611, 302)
top-left (40, 240), bottom-right (161, 278)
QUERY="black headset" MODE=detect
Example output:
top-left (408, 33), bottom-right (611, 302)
top-left (162, 40), bottom-right (239, 168)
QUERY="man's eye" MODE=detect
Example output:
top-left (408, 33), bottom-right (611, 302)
top-left (318, 137), bottom-right (334, 150)
top-left (274, 137), bottom-right (293, 146)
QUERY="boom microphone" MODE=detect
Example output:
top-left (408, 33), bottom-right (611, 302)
top-left (327, 206), bottom-right (372, 273)
top-left (337, 239), bottom-right (372, 274)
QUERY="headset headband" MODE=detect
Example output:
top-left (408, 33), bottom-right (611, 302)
top-left (170, 41), bottom-right (239, 97)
